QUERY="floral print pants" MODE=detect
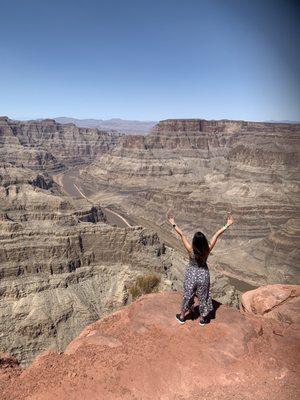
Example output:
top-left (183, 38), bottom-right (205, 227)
top-left (181, 264), bottom-right (214, 318)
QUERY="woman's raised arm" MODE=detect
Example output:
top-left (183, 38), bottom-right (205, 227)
top-left (209, 212), bottom-right (234, 252)
top-left (166, 209), bottom-right (193, 253)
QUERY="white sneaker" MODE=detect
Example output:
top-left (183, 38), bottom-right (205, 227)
top-left (175, 314), bottom-right (185, 324)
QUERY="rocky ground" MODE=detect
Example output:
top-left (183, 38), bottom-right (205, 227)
top-left (1, 285), bottom-right (299, 400)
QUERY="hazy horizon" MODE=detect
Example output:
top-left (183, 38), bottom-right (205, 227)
top-left (2, 115), bottom-right (299, 124)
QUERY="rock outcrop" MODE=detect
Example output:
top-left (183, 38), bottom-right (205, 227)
top-left (152, 118), bottom-right (300, 133)
top-left (1, 289), bottom-right (299, 400)
top-left (241, 284), bottom-right (300, 325)
top-left (0, 116), bottom-right (122, 170)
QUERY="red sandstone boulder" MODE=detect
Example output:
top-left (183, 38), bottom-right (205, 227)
top-left (240, 284), bottom-right (300, 324)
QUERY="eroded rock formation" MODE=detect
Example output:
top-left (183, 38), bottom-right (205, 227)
top-left (0, 116), bottom-right (122, 170)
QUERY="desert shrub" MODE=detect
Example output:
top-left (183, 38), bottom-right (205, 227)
top-left (129, 274), bottom-right (161, 300)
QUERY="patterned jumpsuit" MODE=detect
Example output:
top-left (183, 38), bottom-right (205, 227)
top-left (181, 251), bottom-right (214, 318)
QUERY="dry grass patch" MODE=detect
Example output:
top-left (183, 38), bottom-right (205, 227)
top-left (129, 274), bottom-right (161, 300)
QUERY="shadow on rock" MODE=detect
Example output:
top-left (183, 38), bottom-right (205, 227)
top-left (184, 298), bottom-right (222, 323)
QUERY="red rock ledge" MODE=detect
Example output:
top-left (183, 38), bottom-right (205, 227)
top-left (1, 287), bottom-right (299, 400)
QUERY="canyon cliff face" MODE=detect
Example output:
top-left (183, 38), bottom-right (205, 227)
top-left (0, 163), bottom-right (184, 366)
top-left (1, 286), bottom-right (299, 400)
top-left (80, 118), bottom-right (300, 286)
top-left (0, 116), bottom-right (122, 170)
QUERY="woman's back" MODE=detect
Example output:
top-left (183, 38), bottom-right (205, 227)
top-left (188, 250), bottom-right (208, 268)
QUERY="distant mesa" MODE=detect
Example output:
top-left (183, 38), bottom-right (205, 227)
top-left (265, 119), bottom-right (300, 124)
top-left (54, 116), bottom-right (157, 134)
top-left (152, 118), bottom-right (300, 133)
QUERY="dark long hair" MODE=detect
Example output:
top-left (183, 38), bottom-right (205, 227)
top-left (192, 231), bottom-right (210, 265)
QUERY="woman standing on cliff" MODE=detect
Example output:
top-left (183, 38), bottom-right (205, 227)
top-left (167, 210), bottom-right (234, 325)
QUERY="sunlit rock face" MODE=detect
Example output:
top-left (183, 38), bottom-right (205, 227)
top-left (82, 119), bottom-right (300, 286)
top-left (0, 116), bottom-right (122, 170)
top-left (241, 284), bottom-right (300, 324)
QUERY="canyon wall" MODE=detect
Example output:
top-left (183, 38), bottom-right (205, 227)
top-left (81, 119), bottom-right (300, 286)
top-left (0, 116), bottom-right (122, 170)
top-left (0, 163), bottom-right (184, 365)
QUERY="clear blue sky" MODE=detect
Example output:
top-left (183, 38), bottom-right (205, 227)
top-left (0, 0), bottom-right (299, 121)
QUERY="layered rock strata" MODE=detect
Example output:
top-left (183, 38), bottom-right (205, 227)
top-left (0, 163), bottom-right (186, 365)
top-left (79, 119), bottom-right (300, 286)
top-left (0, 116), bottom-right (122, 170)
top-left (0, 156), bottom-right (240, 368)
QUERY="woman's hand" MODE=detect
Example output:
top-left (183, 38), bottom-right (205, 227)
top-left (166, 209), bottom-right (175, 225)
top-left (226, 212), bottom-right (234, 226)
